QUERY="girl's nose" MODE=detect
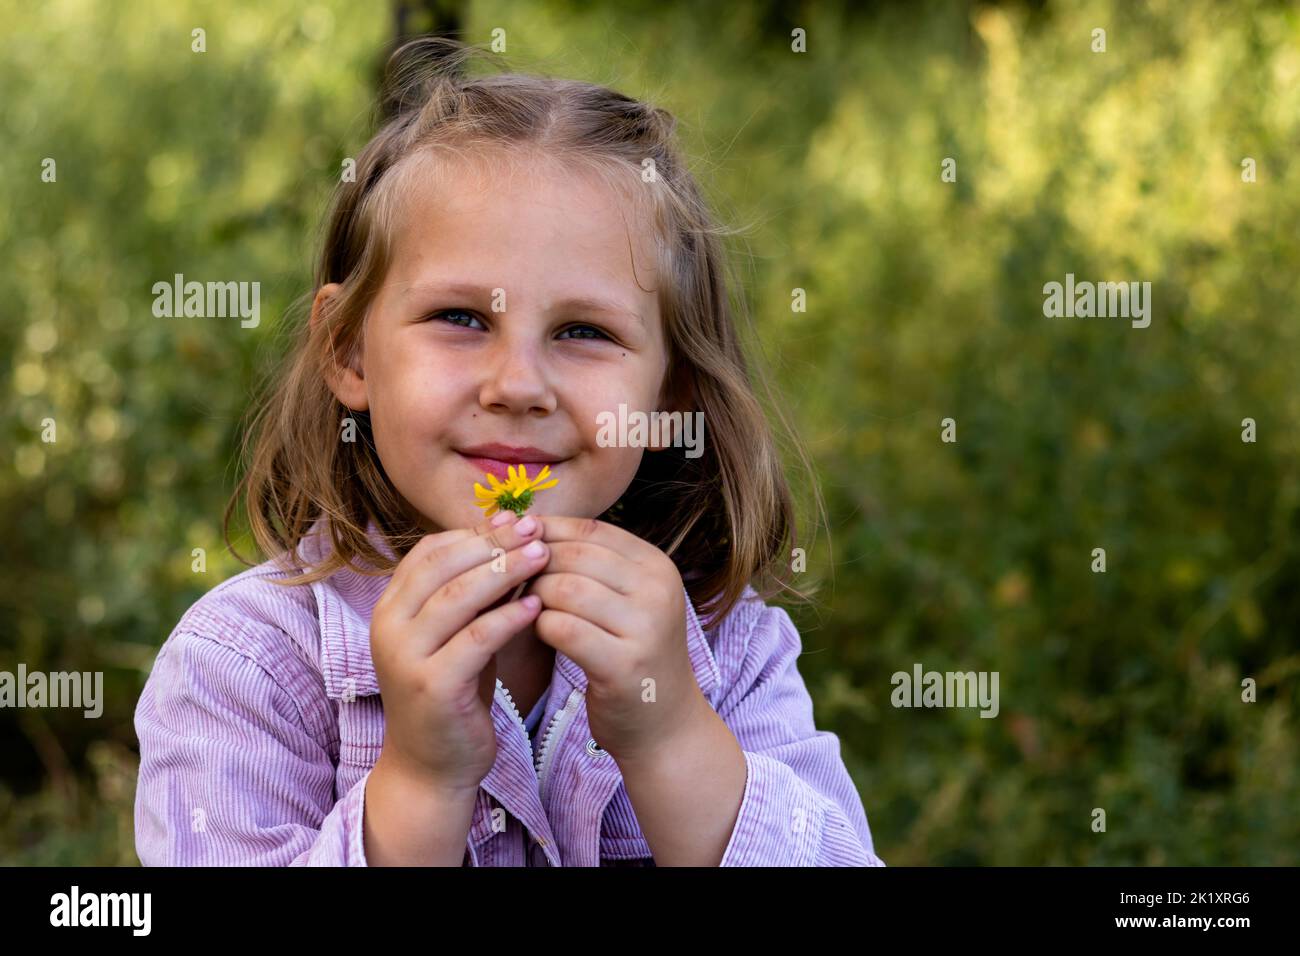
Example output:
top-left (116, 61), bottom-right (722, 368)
top-left (477, 334), bottom-right (556, 415)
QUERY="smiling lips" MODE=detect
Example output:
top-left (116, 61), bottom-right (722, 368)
top-left (457, 443), bottom-right (565, 481)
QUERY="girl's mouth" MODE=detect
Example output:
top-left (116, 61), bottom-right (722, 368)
top-left (457, 447), bottom-right (564, 478)
top-left (461, 454), bottom-right (517, 480)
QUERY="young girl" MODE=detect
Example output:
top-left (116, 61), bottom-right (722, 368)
top-left (133, 37), bottom-right (883, 867)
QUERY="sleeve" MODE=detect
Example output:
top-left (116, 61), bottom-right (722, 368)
top-left (714, 605), bottom-right (885, 867)
top-left (133, 630), bottom-right (370, 866)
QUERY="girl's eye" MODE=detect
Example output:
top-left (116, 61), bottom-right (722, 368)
top-left (428, 311), bottom-right (611, 342)
top-left (557, 324), bottom-right (611, 341)
top-left (430, 309), bottom-right (484, 330)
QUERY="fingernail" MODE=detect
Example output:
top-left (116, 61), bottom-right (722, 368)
top-left (516, 515), bottom-right (537, 536)
top-left (523, 540), bottom-right (546, 558)
top-left (522, 595), bottom-right (541, 612)
top-left (491, 511), bottom-right (515, 527)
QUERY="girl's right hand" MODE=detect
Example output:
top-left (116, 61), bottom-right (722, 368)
top-left (369, 510), bottom-right (549, 796)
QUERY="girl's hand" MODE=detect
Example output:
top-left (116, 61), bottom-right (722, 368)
top-left (528, 516), bottom-right (710, 764)
top-left (369, 511), bottom-right (550, 794)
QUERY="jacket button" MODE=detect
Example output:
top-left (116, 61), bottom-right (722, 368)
top-left (585, 738), bottom-right (607, 757)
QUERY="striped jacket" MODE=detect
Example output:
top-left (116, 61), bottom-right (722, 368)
top-left (134, 522), bottom-right (885, 866)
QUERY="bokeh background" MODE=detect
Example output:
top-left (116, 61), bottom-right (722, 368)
top-left (2, 0), bottom-right (1298, 865)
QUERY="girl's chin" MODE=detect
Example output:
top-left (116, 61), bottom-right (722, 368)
top-left (417, 492), bottom-right (606, 531)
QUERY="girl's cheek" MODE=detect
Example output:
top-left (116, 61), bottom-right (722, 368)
top-left (394, 364), bottom-right (467, 416)
top-left (603, 450), bottom-right (647, 506)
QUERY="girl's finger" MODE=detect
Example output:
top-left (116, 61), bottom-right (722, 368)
top-left (539, 540), bottom-right (635, 596)
top-left (533, 607), bottom-right (619, 679)
top-left (387, 527), bottom-right (476, 592)
top-left (410, 537), bottom-right (551, 652)
top-left (528, 571), bottom-right (627, 637)
top-left (536, 515), bottom-right (650, 565)
top-left (435, 595), bottom-right (544, 684)
top-left (386, 513), bottom-right (542, 620)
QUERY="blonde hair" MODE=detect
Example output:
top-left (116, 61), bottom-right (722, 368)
top-left (225, 37), bottom-right (824, 628)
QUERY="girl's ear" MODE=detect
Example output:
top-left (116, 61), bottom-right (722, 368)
top-left (311, 282), bottom-right (369, 412)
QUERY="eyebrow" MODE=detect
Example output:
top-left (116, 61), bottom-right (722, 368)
top-left (404, 281), bottom-right (645, 328)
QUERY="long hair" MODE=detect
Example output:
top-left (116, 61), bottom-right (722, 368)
top-left (224, 37), bottom-right (824, 628)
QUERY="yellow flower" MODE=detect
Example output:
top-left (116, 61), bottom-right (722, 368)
top-left (473, 464), bottom-right (559, 518)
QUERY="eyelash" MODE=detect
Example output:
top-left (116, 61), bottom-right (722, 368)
top-left (428, 309), bottom-right (613, 342)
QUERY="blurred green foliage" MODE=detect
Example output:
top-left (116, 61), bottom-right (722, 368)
top-left (2, 0), bottom-right (1297, 864)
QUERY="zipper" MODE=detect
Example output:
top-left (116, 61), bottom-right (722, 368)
top-left (494, 679), bottom-right (534, 763)
top-left (493, 680), bottom-right (538, 866)
top-left (495, 680), bottom-right (582, 866)
top-left (534, 687), bottom-right (584, 803)
top-left (495, 679), bottom-right (585, 796)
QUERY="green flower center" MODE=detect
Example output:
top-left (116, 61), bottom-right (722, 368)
top-left (496, 489), bottom-right (534, 516)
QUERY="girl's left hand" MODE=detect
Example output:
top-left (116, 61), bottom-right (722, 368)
top-left (528, 515), bottom-right (710, 764)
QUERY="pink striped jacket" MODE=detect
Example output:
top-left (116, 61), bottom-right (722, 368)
top-left (134, 523), bottom-right (884, 866)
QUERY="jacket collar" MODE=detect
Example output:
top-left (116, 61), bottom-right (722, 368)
top-left (297, 519), bottom-right (721, 703)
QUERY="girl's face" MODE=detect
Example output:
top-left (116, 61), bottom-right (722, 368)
top-left (320, 154), bottom-right (673, 534)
